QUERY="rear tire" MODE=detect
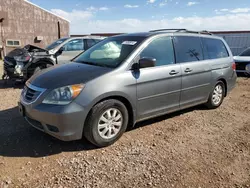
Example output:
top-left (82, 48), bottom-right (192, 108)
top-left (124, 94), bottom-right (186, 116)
top-left (205, 81), bottom-right (225, 109)
top-left (84, 99), bottom-right (129, 147)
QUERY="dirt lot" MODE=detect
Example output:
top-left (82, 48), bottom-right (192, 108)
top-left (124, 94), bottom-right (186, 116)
top-left (0, 61), bottom-right (249, 187)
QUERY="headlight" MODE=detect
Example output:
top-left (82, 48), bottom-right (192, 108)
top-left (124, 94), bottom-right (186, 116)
top-left (14, 55), bottom-right (31, 62)
top-left (42, 84), bottom-right (85, 105)
top-left (246, 64), bottom-right (250, 73)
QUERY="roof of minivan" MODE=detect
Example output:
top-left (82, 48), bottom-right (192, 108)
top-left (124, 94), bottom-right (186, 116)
top-left (113, 31), bottom-right (218, 38)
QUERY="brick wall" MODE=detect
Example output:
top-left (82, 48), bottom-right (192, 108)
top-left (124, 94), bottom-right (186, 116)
top-left (0, 0), bottom-right (70, 55)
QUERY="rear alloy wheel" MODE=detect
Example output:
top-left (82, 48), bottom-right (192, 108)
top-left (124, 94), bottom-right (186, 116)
top-left (205, 81), bottom-right (225, 109)
top-left (84, 99), bottom-right (128, 147)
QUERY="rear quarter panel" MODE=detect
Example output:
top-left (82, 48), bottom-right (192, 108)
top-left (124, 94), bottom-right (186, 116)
top-left (210, 38), bottom-right (237, 94)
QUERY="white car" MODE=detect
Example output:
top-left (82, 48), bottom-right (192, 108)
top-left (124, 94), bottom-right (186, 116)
top-left (233, 48), bottom-right (250, 76)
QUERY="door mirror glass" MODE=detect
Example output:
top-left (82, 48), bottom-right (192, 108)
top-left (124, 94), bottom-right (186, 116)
top-left (55, 47), bottom-right (64, 57)
top-left (139, 57), bottom-right (156, 68)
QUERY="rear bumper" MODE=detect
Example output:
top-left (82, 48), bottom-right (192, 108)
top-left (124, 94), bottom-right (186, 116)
top-left (19, 101), bottom-right (87, 141)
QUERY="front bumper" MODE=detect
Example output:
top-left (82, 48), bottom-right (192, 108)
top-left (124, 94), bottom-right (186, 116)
top-left (235, 62), bottom-right (250, 74)
top-left (19, 101), bottom-right (87, 141)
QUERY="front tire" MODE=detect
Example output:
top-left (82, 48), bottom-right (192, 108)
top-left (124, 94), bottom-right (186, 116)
top-left (84, 99), bottom-right (129, 147)
top-left (205, 81), bottom-right (225, 109)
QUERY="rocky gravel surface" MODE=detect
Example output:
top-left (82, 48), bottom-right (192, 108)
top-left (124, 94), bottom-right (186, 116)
top-left (0, 68), bottom-right (249, 187)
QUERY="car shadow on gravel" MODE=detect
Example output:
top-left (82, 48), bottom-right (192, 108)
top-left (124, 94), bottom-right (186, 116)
top-left (132, 105), bottom-right (207, 131)
top-left (0, 106), bottom-right (97, 158)
top-left (0, 104), bottom-right (207, 158)
top-left (0, 80), bottom-right (24, 89)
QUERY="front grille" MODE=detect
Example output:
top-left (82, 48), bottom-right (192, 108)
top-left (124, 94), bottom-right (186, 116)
top-left (22, 85), bottom-right (45, 104)
top-left (236, 62), bottom-right (248, 71)
top-left (24, 86), bottom-right (41, 103)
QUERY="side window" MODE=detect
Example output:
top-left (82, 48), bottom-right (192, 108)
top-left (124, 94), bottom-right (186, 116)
top-left (140, 36), bottom-right (174, 67)
top-left (173, 36), bottom-right (203, 63)
top-left (64, 39), bottom-right (84, 51)
top-left (86, 39), bottom-right (97, 49)
top-left (202, 38), bottom-right (229, 59)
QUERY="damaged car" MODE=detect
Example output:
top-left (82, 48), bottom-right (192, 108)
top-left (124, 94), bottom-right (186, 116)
top-left (2, 36), bottom-right (105, 82)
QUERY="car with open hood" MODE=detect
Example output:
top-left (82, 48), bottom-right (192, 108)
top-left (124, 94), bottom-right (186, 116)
top-left (2, 36), bottom-right (105, 82)
top-left (18, 29), bottom-right (237, 147)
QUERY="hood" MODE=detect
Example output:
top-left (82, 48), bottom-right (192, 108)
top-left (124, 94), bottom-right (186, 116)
top-left (6, 48), bottom-right (27, 58)
top-left (24, 44), bottom-right (48, 53)
top-left (6, 45), bottom-right (48, 58)
top-left (233, 56), bottom-right (250, 62)
top-left (28, 62), bottom-right (112, 89)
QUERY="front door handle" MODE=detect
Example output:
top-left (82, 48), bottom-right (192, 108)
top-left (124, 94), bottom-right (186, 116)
top-left (184, 68), bottom-right (193, 73)
top-left (169, 70), bottom-right (179, 75)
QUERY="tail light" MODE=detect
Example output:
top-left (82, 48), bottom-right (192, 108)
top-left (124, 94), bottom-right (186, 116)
top-left (232, 62), bottom-right (236, 70)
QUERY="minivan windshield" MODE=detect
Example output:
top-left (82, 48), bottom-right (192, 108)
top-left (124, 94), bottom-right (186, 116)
top-left (239, 48), bottom-right (250, 56)
top-left (46, 38), bottom-right (68, 50)
top-left (73, 36), bottom-right (145, 68)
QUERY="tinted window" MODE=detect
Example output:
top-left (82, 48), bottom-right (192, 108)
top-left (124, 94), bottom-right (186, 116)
top-left (86, 39), bottom-right (98, 49)
top-left (173, 36), bottom-right (203, 63)
top-left (239, 48), bottom-right (250, 56)
top-left (64, 39), bottom-right (84, 51)
top-left (140, 36), bottom-right (174, 67)
top-left (46, 38), bottom-right (68, 50)
top-left (202, 38), bottom-right (229, 59)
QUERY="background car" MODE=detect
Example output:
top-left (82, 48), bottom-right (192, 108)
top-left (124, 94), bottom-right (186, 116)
top-left (2, 36), bottom-right (105, 82)
top-left (233, 48), bottom-right (250, 76)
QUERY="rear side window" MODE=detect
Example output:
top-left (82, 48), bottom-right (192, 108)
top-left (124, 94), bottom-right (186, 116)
top-left (140, 36), bottom-right (175, 67)
top-left (64, 39), bottom-right (84, 51)
top-left (173, 36), bottom-right (204, 63)
top-left (86, 39), bottom-right (98, 49)
top-left (202, 38), bottom-right (229, 59)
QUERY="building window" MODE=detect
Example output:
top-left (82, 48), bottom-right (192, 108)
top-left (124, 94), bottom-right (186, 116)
top-left (6, 40), bottom-right (21, 47)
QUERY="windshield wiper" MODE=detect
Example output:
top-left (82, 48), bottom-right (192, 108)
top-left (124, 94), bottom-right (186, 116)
top-left (74, 61), bottom-right (112, 68)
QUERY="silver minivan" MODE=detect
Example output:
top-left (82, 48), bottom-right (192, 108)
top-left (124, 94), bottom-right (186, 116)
top-left (19, 29), bottom-right (237, 147)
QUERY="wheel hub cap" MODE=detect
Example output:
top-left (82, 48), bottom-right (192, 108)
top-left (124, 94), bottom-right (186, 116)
top-left (212, 85), bottom-right (223, 105)
top-left (98, 108), bottom-right (123, 139)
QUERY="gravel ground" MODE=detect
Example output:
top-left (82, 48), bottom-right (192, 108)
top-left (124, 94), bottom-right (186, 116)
top-left (0, 66), bottom-right (249, 187)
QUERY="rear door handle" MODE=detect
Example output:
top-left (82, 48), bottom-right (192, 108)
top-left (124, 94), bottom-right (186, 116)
top-left (169, 70), bottom-right (179, 75)
top-left (184, 68), bottom-right (193, 73)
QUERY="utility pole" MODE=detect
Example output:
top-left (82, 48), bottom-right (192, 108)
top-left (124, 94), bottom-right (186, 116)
top-left (0, 18), bottom-right (5, 58)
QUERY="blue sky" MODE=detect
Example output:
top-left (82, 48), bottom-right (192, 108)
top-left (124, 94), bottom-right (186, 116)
top-left (28, 0), bottom-right (250, 34)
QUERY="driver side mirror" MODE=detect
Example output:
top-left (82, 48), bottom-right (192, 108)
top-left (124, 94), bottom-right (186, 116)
top-left (55, 46), bottom-right (65, 57)
top-left (135, 57), bottom-right (156, 69)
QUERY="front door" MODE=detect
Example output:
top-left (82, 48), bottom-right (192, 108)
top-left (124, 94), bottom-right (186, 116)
top-left (173, 36), bottom-right (212, 109)
top-left (57, 39), bottom-right (84, 64)
top-left (135, 36), bottom-right (182, 121)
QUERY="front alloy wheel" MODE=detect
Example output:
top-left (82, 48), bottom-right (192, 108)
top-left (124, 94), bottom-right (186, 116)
top-left (98, 108), bottom-right (123, 139)
top-left (84, 99), bottom-right (129, 147)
